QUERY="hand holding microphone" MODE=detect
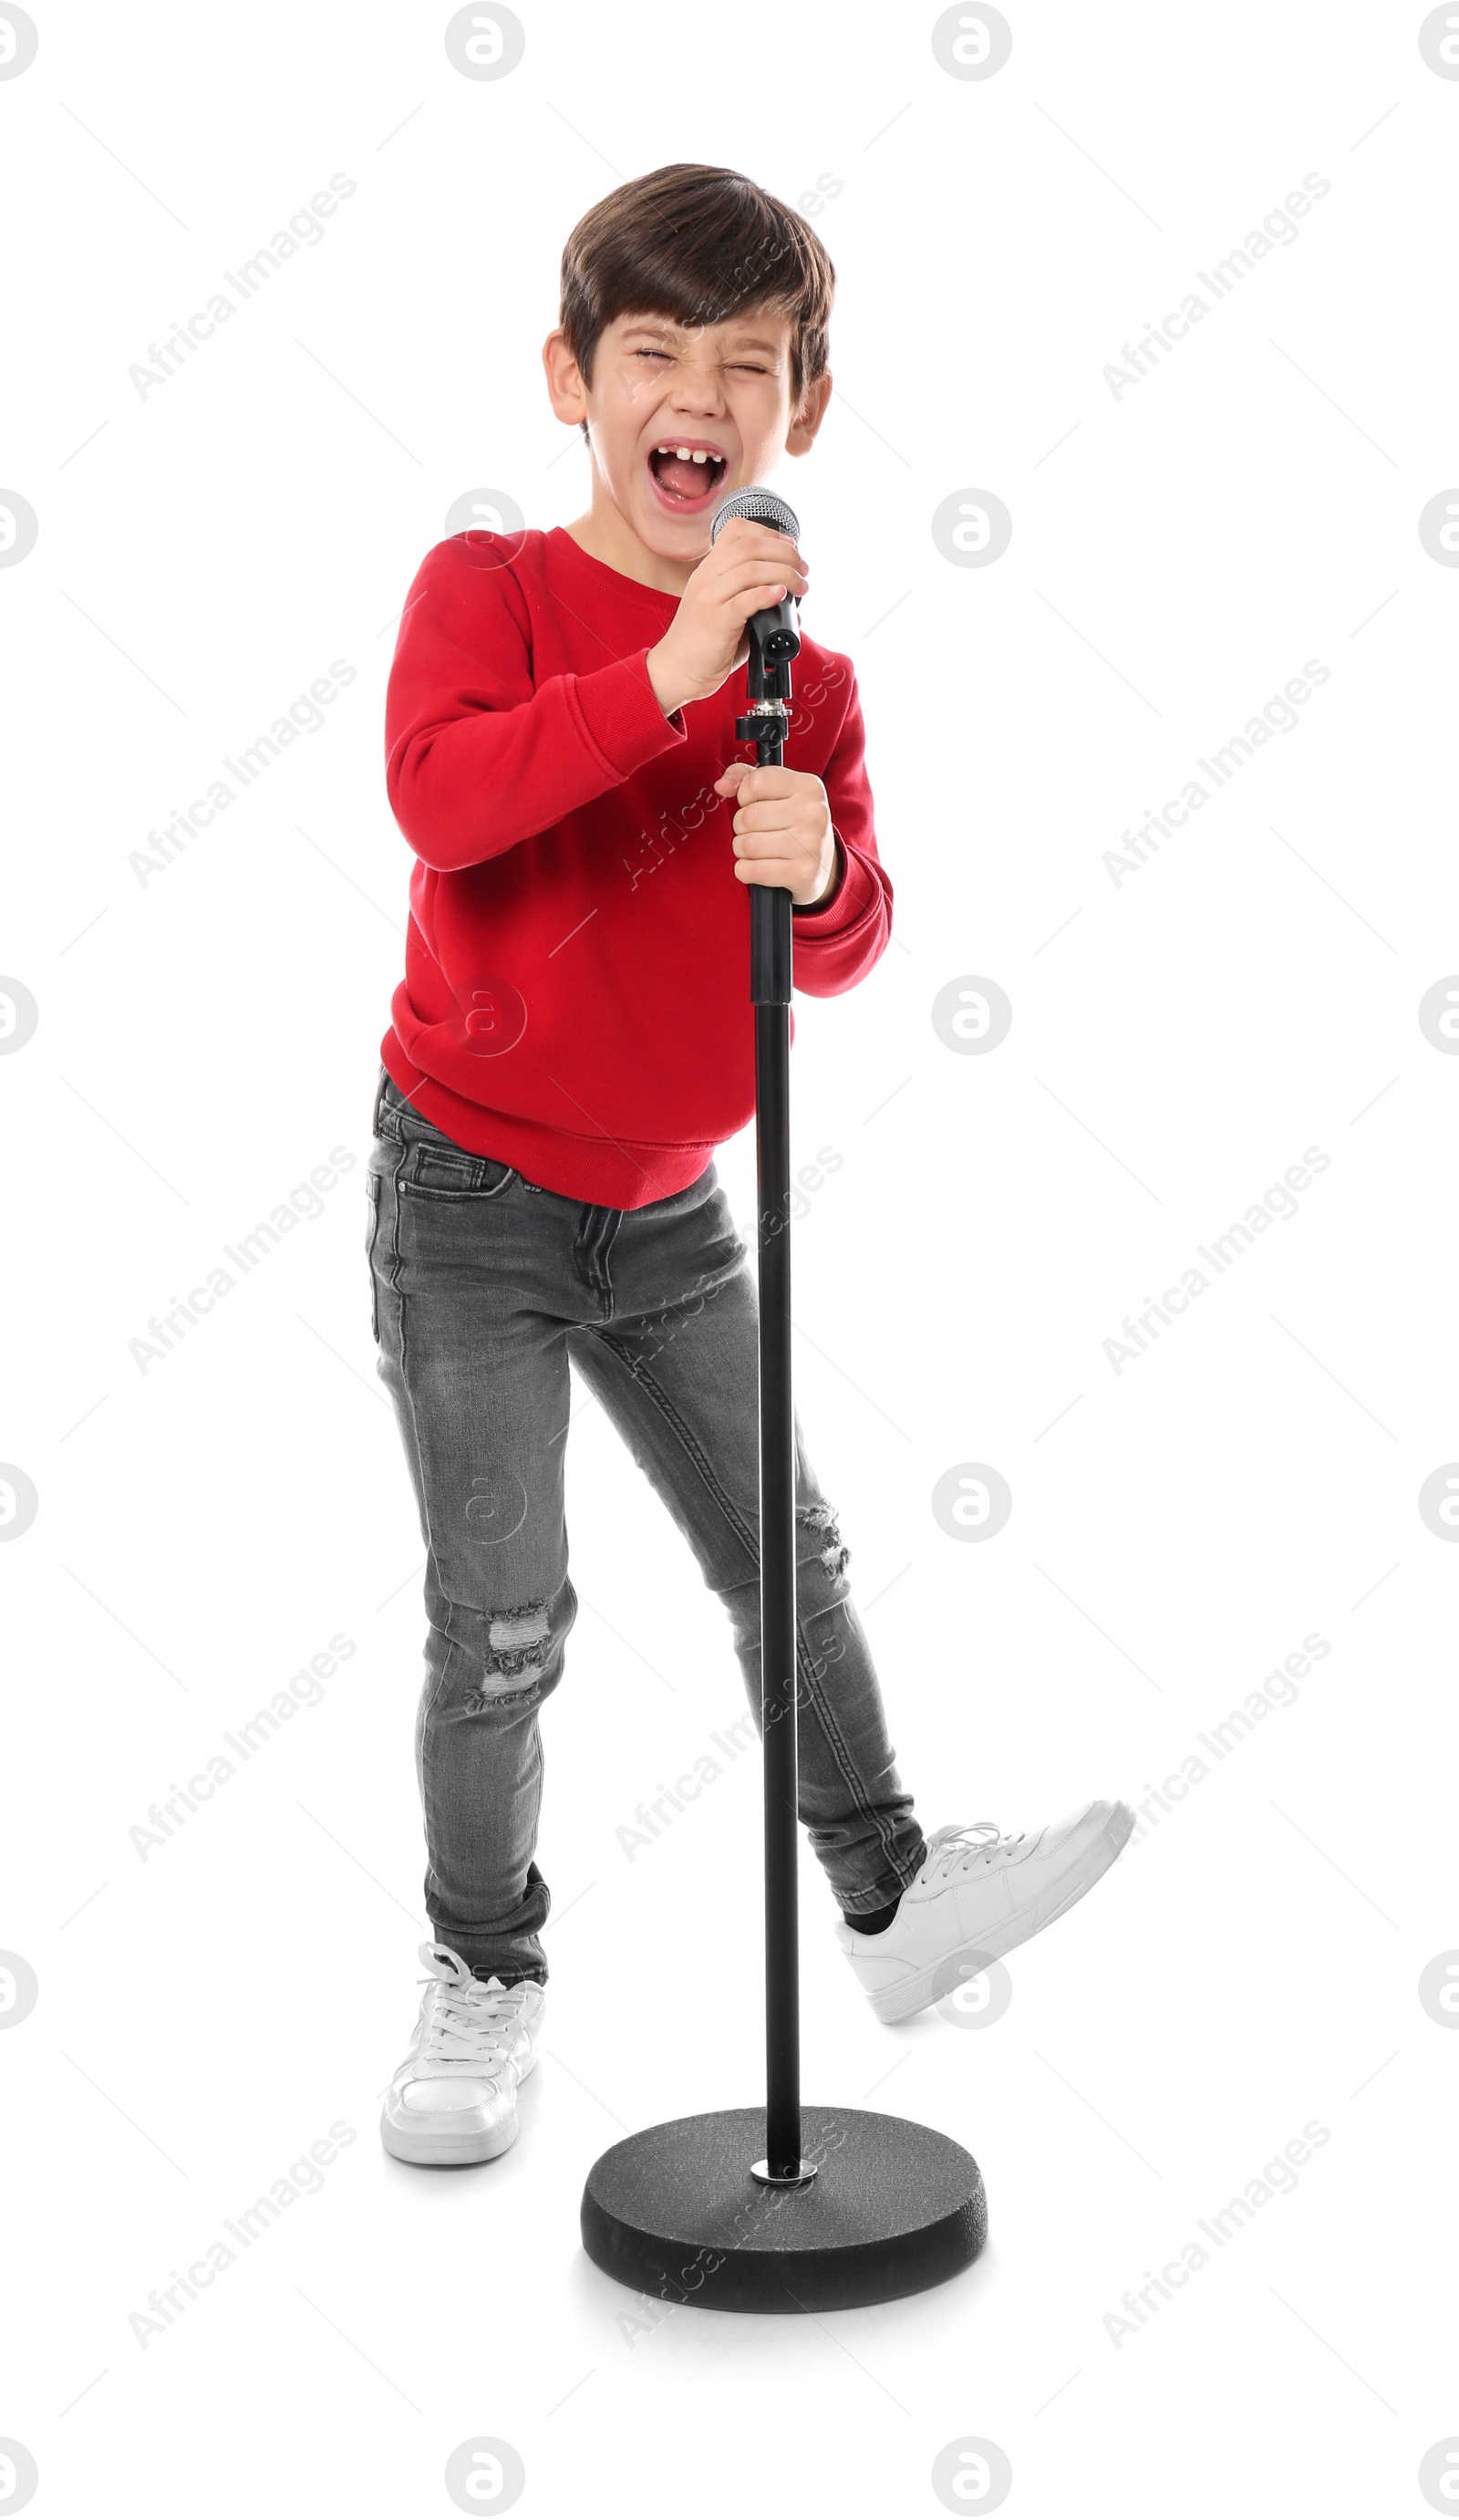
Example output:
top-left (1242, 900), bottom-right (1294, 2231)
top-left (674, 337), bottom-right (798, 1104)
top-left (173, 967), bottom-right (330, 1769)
top-left (646, 493), bottom-right (808, 718)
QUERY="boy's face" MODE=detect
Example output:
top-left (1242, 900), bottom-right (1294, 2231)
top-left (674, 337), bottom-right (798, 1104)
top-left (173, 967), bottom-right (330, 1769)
top-left (544, 306), bottom-right (830, 571)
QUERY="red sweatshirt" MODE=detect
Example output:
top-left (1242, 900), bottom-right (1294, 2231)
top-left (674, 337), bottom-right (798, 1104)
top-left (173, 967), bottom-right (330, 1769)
top-left (380, 525), bottom-right (893, 1208)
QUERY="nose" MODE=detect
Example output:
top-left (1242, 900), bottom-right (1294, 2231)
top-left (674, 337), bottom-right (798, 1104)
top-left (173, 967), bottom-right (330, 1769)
top-left (667, 355), bottom-right (727, 417)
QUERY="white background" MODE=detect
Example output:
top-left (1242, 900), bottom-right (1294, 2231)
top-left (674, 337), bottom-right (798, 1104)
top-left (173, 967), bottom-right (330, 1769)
top-left (3, 3), bottom-right (1457, 2515)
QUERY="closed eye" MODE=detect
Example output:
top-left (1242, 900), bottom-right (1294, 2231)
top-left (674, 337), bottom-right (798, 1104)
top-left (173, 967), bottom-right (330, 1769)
top-left (633, 347), bottom-right (770, 375)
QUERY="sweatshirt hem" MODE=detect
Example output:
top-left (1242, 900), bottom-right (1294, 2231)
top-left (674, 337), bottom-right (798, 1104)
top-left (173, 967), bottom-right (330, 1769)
top-left (379, 1034), bottom-right (721, 1210)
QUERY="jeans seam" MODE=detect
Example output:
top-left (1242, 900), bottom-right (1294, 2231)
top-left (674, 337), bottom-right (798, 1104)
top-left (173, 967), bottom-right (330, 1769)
top-left (386, 1134), bottom-right (455, 1921)
top-left (574, 1207), bottom-right (622, 1317)
top-left (366, 1175), bottom-right (383, 1344)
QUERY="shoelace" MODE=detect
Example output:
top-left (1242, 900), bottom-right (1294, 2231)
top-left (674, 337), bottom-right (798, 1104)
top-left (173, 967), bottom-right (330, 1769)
top-left (412, 1943), bottom-right (525, 2078)
top-left (924, 1820), bottom-right (1026, 1880)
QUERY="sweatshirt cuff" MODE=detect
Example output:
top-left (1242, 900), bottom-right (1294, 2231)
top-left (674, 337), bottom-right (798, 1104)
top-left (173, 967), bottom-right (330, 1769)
top-left (792, 835), bottom-right (874, 937)
top-left (570, 648), bottom-right (688, 780)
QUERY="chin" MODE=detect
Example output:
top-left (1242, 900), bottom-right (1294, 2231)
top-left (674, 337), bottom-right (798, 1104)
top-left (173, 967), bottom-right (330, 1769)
top-left (638, 513), bottom-right (713, 560)
top-left (625, 499), bottom-right (711, 564)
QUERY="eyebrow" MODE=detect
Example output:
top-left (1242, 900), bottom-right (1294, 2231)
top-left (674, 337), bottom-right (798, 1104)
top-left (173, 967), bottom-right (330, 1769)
top-left (624, 322), bottom-right (785, 357)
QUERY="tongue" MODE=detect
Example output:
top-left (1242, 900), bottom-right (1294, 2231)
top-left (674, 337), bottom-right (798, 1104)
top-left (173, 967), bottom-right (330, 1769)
top-left (657, 453), bottom-right (710, 500)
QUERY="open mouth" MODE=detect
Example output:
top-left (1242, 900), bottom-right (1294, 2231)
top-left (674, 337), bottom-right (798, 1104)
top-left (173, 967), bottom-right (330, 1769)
top-left (647, 441), bottom-right (730, 513)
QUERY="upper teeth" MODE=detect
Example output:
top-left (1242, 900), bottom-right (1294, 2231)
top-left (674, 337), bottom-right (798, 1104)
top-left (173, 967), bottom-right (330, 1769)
top-left (657, 445), bottom-right (715, 462)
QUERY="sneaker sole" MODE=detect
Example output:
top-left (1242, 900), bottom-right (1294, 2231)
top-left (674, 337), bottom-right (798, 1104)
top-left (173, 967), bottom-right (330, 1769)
top-left (869, 1804), bottom-right (1135, 2026)
top-left (379, 2044), bottom-right (540, 2167)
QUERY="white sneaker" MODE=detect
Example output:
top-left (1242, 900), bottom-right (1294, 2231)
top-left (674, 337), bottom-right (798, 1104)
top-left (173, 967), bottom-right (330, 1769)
top-left (836, 1800), bottom-right (1135, 2025)
top-left (380, 1943), bottom-right (545, 2165)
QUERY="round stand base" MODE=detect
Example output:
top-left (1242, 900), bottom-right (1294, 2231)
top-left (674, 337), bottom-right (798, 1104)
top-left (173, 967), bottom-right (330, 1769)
top-left (581, 2104), bottom-right (987, 2315)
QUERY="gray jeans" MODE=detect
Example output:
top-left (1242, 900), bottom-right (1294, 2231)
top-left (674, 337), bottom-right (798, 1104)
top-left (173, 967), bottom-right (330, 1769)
top-left (366, 1065), bottom-right (925, 1985)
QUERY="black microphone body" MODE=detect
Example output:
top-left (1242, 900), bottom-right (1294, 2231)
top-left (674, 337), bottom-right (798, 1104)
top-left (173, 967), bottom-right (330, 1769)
top-left (709, 484), bottom-right (802, 700)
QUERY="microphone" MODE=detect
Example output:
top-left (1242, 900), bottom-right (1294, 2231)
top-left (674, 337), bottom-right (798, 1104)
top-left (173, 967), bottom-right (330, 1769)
top-left (709, 485), bottom-right (802, 676)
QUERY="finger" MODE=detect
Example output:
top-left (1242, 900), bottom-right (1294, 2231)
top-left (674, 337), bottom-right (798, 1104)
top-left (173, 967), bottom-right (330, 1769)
top-left (727, 552), bottom-right (808, 583)
top-left (716, 517), bottom-right (802, 555)
top-left (729, 770), bottom-right (793, 804)
top-left (730, 836), bottom-right (801, 866)
top-left (730, 583), bottom-right (796, 618)
top-left (716, 555), bottom-right (809, 594)
top-left (715, 513), bottom-right (806, 549)
top-left (733, 804), bottom-right (802, 835)
top-left (734, 858), bottom-right (806, 890)
top-left (713, 762), bottom-right (752, 793)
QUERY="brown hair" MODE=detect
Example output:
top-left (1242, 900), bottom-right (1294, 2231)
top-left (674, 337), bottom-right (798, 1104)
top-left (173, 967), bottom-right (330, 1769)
top-left (558, 162), bottom-right (834, 428)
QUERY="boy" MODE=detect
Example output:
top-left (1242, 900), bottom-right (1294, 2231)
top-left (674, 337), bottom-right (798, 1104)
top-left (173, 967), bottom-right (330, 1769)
top-left (367, 162), bottom-right (1133, 2167)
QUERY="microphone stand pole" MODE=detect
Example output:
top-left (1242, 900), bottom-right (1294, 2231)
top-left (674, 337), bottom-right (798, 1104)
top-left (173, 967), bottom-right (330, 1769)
top-left (739, 618), bottom-right (810, 2186)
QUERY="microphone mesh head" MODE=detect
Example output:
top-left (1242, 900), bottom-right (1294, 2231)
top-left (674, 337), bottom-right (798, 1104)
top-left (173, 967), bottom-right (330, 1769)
top-left (709, 484), bottom-right (801, 544)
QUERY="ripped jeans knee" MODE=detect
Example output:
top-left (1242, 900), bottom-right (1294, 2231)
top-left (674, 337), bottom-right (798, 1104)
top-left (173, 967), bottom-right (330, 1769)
top-left (797, 1499), bottom-right (850, 1584)
top-left (482, 1602), bottom-right (553, 1682)
top-left (467, 1598), bottom-right (557, 1712)
top-left (429, 1581), bottom-right (576, 1721)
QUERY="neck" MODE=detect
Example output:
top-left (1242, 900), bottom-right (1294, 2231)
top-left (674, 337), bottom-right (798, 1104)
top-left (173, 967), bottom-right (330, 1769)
top-left (564, 477), bottom-right (697, 596)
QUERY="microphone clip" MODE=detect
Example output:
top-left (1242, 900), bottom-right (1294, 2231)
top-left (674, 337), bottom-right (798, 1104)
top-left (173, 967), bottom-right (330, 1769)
top-left (743, 597), bottom-right (799, 705)
top-left (735, 699), bottom-right (789, 755)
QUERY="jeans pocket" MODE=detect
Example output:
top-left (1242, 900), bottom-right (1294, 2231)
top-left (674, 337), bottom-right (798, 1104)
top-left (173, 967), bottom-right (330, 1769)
top-left (398, 1140), bottom-right (516, 1199)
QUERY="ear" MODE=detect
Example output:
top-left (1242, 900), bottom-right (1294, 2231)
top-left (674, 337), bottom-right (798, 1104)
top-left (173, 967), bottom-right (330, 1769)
top-left (543, 327), bottom-right (588, 427)
top-left (785, 369), bottom-right (833, 459)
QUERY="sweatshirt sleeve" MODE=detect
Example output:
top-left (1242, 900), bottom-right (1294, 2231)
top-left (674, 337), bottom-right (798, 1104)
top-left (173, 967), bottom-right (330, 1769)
top-left (385, 535), bottom-right (688, 873)
top-left (791, 665), bottom-right (893, 998)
